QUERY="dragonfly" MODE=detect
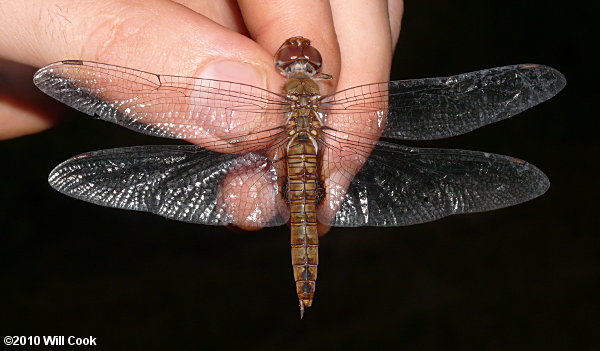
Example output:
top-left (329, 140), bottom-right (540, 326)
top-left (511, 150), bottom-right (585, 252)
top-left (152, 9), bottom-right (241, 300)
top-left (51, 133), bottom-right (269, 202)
top-left (34, 37), bottom-right (565, 317)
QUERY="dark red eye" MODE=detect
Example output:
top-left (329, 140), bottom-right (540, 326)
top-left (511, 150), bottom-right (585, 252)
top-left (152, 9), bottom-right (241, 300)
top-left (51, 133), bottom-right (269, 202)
top-left (302, 45), bottom-right (322, 69)
top-left (275, 46), bottom-right (304, 69)
top-left (275, 37), bottom-right (323, 73)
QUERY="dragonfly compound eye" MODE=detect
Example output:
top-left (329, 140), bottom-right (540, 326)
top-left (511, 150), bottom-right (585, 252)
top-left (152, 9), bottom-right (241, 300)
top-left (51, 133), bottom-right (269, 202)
top-left (275, 37), bottom-right (323, 75)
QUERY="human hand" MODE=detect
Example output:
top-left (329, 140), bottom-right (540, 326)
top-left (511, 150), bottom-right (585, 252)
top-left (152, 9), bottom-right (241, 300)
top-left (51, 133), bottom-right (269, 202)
top-left (0, 0), bottom-right (403, 232)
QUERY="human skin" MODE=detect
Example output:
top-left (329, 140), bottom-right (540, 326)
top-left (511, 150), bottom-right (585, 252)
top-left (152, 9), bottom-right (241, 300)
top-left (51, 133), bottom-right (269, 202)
top-left (0, 0), bottom-right (403, 233)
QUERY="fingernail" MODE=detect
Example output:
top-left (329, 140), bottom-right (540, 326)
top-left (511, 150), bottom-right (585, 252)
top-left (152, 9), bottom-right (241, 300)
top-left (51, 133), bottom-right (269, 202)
top-left (199, 60), bottom-right (266, 89)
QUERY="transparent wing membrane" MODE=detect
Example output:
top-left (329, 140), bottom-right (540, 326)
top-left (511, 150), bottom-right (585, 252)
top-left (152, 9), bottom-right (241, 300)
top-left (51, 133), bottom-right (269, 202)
top-left (322, 64), bottom-right (566, 140)
top-left (37, 61), bottom-right (563, 228)
top-left (34, 61), bottom-right (287, 153)
top-left (324, 141), bottom-right (549, 226)
top-left (48, 146), bottom-right (288, 227)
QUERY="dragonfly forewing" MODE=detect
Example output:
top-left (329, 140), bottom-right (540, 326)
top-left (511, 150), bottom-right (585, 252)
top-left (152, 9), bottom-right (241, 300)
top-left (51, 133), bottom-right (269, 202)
top-left (33, 60), bottom-right (289, 154)
top-left (321, 64), bottom-right (566, 141)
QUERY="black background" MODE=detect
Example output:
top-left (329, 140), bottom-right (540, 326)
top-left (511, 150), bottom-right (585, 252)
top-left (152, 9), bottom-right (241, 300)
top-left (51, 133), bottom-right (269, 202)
top-left (1, 1), bottom-right (597, 349)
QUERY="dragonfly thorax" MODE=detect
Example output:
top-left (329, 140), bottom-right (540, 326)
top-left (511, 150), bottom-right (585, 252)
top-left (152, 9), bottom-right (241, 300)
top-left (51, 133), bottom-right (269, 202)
top-left (284, 77), bottom-right (320, 96)
top-left (284, 76), bottom-right (322, 145)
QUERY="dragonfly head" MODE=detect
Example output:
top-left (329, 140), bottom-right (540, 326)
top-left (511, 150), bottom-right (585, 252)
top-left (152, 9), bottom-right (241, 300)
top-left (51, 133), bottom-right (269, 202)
top-left (275, 37), bottom-right (323, 78)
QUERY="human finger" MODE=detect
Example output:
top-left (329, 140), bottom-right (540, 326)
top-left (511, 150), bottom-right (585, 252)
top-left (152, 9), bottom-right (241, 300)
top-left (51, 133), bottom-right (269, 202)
top-left (235, 1), bottom-right (343, 235)
top-left (237, 0), bottom-right (341, 95)
top-left (318, 1), bottom-right (402, 228)
top-left (0, 0), bottom-right (287, 229)
top-left (0, 59), bottom-right (67, 139)
top-left (0, 0), bottom-right (284, 142)
top-left (171, 0), bottom-right (249, 35)
top-left (0, 0), bottom-right (252, 139)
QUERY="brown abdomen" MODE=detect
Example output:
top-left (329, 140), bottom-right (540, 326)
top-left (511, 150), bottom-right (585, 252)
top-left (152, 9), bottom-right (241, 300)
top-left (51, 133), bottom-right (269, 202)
top-left (286, 135), bottom-right (319, 310)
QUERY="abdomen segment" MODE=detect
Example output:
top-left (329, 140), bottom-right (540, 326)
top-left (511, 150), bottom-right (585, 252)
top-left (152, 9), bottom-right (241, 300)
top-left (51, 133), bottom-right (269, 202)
top-left (286, 136), bottom-right (319, 316)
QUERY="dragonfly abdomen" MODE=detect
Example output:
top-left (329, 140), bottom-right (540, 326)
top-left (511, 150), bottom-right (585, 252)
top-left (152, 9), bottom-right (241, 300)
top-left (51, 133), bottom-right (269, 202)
top-left (286, 135), bottom-right (319, 315)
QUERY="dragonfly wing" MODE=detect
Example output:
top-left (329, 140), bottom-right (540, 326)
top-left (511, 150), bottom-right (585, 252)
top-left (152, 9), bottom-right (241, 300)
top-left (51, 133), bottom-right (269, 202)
top-left (34, 61), bottom-right (286, 152)
top-left (325, 141), bottom-right (549, 227)
top-left (321, 64), bottom-right (565, 140)
top-left (49, 145), bottom-right (288, 227)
